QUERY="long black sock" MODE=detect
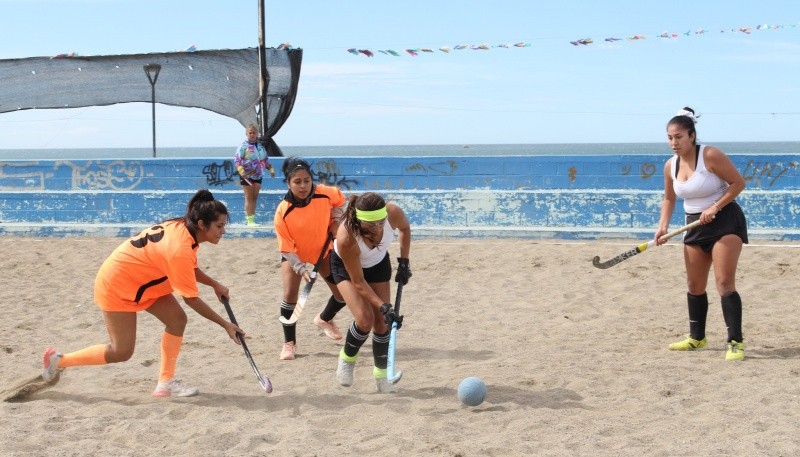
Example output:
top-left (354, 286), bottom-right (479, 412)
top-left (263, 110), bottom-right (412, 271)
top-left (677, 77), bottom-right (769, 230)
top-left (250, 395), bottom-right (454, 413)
top-left (343, 322), bottom-right (369, 359)
top-left (280, 300), bottom-right (296, 343)
top-left (319, 295), bottom-right (346, 322)
top-left (372, 330), bottom-right (390, 370)
top-left (687, 292), bottom-right (708, 340)
top-left (721, 291), bottom-right (744, 342)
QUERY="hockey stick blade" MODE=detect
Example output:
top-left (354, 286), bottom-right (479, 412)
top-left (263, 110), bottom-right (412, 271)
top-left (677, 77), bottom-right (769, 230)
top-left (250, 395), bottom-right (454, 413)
top-left (222, 297), bottom-right (273, 394)
top-left (278, 234), bottom-right (333, 325)
top-left (592, 241), bottom-right (653, 269)
top-left (591, 219), bottom-right (702, 269)
top-left (278, 274), bottom-right (315, 325)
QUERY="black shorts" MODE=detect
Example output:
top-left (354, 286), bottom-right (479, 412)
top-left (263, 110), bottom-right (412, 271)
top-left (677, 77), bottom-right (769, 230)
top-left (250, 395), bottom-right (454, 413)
top-left (330, 250), bottom-right (392, 284)
top-left (240, 177), bottom-right (263, 186)
top-left (683, 201), bottom-right (748, 253)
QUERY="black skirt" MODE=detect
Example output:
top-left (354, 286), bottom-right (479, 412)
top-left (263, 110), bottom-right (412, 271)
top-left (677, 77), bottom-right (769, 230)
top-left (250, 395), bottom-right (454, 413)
top-left (683, 200), bottom-right (748, 246)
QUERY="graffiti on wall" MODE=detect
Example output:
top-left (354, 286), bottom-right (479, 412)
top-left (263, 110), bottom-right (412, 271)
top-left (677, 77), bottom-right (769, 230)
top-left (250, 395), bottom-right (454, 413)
top-left (202, 160), bottom-right (238, 187)
top-left (55, 160), bottom-right (146, 190)
top-left (741, 160), bottom-right (799, 188)
top-left (0, 162), bottom-right (53, 190)
top-left (619, 163), bottom-right (658, 179)
top-left (405, 160), bottom-right (458, 175)
top-left (313, 159), bottom-right (359, 189)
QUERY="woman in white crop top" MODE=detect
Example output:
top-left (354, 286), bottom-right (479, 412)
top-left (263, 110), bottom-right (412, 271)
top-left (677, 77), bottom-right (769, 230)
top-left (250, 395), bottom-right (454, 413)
top-left (329, 192), bottom-right (412, 393)
top-left (656, 107), bottom-right (748, 361)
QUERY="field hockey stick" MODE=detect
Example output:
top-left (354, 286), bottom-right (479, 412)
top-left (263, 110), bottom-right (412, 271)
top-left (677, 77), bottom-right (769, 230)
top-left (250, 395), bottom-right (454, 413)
top-left (591, 219), bottom-right (702, 269)
top-left (279, 233), bottom-right (334, 325)
top-left (221, 297), bottom-right (273, 394)
top-left (387, 282), bottom-right (404, 384)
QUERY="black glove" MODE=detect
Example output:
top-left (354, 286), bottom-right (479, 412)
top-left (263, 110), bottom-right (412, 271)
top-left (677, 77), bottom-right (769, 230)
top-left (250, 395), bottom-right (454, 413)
top-left (395, 257), bottom-right (412, 285)
top-left (379, 303), bottom-right (403, 329)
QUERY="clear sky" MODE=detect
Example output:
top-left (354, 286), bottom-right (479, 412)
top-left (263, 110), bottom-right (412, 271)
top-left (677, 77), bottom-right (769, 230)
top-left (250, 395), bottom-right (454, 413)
top-left (1, 0), bottom-right (799, 149)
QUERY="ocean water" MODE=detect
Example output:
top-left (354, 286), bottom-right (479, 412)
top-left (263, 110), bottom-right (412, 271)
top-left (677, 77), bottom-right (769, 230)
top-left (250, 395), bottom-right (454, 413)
top-left (0, 142), bottom-right (798, 160)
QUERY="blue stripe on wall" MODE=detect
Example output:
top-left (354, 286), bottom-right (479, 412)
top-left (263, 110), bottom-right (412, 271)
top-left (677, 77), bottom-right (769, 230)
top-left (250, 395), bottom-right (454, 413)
top-left (0, 155), bottom-right (798, 239)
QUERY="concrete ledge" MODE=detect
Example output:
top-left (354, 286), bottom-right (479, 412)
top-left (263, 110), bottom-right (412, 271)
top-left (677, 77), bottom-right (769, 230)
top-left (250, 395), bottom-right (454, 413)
top-left (2, 222), bottom-right (798, 241)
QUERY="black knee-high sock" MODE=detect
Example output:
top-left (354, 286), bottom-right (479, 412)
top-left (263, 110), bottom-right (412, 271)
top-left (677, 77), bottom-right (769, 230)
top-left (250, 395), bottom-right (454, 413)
top-left (688, 292), bottom-right (709, 340)
top-left (343, 322), bottom-right (369, 359)
top-left (372, 330), bottom-right (390, 370)
top-left (319, 295), bottom-right (346, 322)
top-left (721, 291), bottom-right (743, 342)
top-left (280, 301), bottom-right (296, 343)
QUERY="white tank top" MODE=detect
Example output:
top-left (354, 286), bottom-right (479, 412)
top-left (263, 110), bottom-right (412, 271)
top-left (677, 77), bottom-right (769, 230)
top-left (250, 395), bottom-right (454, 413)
top-left (334, 219), bottom-right (395, 268)
top-left (670, 144), bottom-right (728, 214)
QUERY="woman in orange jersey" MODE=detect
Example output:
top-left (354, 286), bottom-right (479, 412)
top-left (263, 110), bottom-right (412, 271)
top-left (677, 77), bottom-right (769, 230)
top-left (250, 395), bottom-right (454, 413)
top-left (41, 189), bottom-right (244, 398)
top-left (273, 157), bottom-right (347, 360)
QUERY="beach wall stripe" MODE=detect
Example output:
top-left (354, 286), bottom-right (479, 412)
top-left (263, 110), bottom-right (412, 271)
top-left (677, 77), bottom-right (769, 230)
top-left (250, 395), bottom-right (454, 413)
top-left (0, 156), bottom-right (798, 239)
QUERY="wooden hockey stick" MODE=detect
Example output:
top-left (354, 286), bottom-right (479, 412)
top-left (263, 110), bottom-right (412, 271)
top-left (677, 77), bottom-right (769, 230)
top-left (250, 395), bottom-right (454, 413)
top-left (591, 219), bottom-right (702, 269)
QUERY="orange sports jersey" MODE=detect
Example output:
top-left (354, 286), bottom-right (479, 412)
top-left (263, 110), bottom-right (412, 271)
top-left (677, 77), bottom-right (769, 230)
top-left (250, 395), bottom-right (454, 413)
top-left (274, 184), bottom-right (345, 263)
top-left (94, 220), bottom-right (200, 312)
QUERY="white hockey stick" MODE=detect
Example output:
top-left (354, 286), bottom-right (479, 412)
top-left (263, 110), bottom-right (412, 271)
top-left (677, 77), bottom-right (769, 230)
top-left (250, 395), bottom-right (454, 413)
top-left (279, 234), bottom-right (333, 325)
top-left (387, 282), bottom-right (404, 384)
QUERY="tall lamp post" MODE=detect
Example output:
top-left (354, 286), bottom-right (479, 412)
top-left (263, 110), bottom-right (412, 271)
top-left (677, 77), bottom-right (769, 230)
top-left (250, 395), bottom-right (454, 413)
top-left (143, 63), bottom-right (162, 158)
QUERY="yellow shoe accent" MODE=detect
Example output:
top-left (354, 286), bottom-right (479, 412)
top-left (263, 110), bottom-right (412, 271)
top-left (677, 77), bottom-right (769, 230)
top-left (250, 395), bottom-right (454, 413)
top-left (339, 347), bottom-right (358, 363)
top-left (668, 336), bottom-right (708, 351)
top-left (373, 367), bottom-right (387, 379)
top-left (725, 340), bottom-right (745, 361)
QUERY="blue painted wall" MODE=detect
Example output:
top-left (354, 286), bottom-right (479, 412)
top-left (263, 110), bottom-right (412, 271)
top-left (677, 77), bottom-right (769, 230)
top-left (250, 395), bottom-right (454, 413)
top-left (0, 155), bottom-right (798, 239)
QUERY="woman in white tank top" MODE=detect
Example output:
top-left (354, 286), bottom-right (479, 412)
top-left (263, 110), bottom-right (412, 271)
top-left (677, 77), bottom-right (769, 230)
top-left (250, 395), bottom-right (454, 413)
top-left (328, 192), bottom-right (412, 393)
top-left (656, 107), bottom-right (748, 361)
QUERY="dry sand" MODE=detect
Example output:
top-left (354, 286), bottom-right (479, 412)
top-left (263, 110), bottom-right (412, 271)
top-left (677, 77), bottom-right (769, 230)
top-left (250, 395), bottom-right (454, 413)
top-left (1, 236), bottom-right (799, 456)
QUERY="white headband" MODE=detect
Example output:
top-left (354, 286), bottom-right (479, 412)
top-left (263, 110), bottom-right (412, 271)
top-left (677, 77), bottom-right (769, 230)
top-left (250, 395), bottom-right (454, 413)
top-left (675, 109), bottom-right (699, 124)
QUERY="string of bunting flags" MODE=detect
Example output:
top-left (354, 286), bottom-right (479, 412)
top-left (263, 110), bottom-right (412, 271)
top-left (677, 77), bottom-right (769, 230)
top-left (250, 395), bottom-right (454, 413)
top-left (346, 21), bottom-right (798, 57)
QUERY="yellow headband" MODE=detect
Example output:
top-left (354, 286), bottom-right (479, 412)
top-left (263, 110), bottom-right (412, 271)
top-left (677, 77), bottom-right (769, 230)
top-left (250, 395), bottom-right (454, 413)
top-left (356, 207), bottom-right (387, 222)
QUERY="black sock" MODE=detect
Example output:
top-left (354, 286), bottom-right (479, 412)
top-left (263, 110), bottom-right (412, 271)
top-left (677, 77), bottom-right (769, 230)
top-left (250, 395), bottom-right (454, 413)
top-left (319, 295), bottom-right (346, 322)
top-left (343, 322), bottom-right (369, 359)
top-left (280, 301), bottom-right (296, 343)
top-left (721, 291), bottom-right (744, 342)
top-left (372, 330), bottom-right (390, 370)
top-left (687, 292), bottom-right (708, 340)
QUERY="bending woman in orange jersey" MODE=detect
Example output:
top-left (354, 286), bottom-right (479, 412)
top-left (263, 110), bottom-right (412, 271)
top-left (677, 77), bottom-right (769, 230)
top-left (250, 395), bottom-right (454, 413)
top-left (274, 157), bottom-right (347, 360)
top-left (41, 189), bottom-right (244, 398)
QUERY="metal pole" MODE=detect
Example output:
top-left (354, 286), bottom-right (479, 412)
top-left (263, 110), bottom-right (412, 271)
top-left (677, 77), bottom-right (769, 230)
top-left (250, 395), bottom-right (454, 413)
top-left (150, 84), bottom-right (156, 157)
top-left (257, 0), bottom-right (268, 136)
top-left (143, 64), bottom-right (162, 158)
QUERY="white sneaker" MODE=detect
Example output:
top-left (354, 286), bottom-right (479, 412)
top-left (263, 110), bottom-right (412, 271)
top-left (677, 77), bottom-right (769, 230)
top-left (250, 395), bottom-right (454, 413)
top-left (375, 377), bottom-right (398, 394)
top-left (42, 347), bottom-right (62, 382)
top-left (280, 341), bottom-right (296, 360)
top-left (152, 379), bottom-right (199, 397)
top-left (336, 357), bottom-right (356, 387)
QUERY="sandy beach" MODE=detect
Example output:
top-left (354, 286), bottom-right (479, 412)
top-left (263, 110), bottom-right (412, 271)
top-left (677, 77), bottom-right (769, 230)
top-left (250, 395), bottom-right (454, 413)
top-left (1, 235), bottom-right (799, 456)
